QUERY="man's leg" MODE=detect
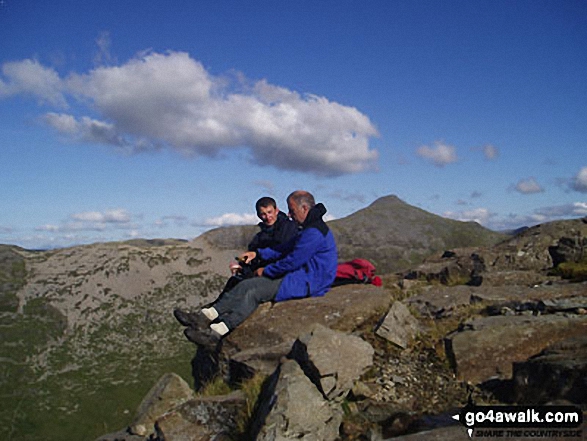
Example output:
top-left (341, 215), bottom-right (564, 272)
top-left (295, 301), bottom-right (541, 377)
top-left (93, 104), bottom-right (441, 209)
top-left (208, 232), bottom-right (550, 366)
top-left (213, 276), bottom-right (282, 331)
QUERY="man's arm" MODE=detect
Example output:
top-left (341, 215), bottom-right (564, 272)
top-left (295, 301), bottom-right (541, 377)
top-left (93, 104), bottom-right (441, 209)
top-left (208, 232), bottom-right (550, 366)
top-left (262, 229), bottom-right (323, 278)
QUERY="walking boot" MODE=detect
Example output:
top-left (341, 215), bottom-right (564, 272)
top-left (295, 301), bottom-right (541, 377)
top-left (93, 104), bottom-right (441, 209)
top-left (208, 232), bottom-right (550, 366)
top-left (173, 308), bottom-right (210, 329)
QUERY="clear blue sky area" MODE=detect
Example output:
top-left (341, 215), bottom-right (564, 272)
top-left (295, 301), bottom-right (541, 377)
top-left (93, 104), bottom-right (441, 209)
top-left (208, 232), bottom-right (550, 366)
top-left (1, 0), bottom-right (586, 249)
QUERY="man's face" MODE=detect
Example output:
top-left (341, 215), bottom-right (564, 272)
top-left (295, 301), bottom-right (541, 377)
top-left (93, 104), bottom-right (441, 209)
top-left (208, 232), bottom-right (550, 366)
top-left (257, 205), bottom-right (278, 226)
top-left (287, 199), bottom-right (309, 225)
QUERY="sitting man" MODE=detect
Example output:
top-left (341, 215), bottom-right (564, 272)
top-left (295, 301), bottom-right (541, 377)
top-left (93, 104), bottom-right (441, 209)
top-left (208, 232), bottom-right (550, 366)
top-left (175, 196), bottom-right (296, 326)
top-left (223, 196), bottom-right (298, 291)
top-left (174, 190), bottom-right (338, 349)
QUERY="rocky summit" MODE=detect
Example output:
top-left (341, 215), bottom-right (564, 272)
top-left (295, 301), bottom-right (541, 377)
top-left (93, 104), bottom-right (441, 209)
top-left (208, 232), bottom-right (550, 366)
top-left (1, 197), bottom-right (586, 441)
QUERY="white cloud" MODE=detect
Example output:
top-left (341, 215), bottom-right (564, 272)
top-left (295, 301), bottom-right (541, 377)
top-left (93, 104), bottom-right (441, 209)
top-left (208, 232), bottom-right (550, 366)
top-left (35, 224), bottom-right (60, 232)
top-left (202, 212), bottom-right (258, 227)
top-left (416, 141), bottom-right (458, 167)
top-left (0, 59), bottom-right (66, 106)
top-left (513, 177), bottom-right (544, 194)
top-left (444, 207), bottom-right (493, 225)
top-left (3, 51), bottom-right (379, 176)
top-left (483, 144), bottom-right (499, 160)
top-left (570, 166), bottom-right (587, 193)
top-left (71, 209), bottom-right (131, 224)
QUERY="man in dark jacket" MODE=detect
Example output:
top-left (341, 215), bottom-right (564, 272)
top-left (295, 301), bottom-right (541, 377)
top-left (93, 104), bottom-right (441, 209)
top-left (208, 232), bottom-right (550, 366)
top-left (248, 196), bottom-right (298, 254)
top-left (175, 196), bottom-right (296, 323)
top-left (176, 191), bottom-right (338, 350)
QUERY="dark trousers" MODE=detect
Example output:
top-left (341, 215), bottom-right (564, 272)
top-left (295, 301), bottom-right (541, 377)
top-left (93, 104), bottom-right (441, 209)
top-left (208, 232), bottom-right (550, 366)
top-left (212, 276), bottom-right (282, 330)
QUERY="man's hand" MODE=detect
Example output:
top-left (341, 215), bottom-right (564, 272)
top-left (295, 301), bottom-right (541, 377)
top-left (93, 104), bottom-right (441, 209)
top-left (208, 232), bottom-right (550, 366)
top-left (240, 251), bottom-right (257, 264)
top-left (254, 267), bottom-right (265, 277)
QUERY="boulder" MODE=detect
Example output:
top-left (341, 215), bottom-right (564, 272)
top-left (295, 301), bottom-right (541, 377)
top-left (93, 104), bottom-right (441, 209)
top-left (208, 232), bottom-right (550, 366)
top-left (129, 372), bottom-right (195, 436)
top-left (512, 335), bottom-right (587, 405)
top-left (445, 314), bottom-right (587, 385)
top-left (402, 248), bottom-right (485, 286)
top-left (250, 359), bottom-right (343, 441)
top-left (406, 285), bottom-right (473, 318)
top-left (192, 284), bottom-right (390, 387)
top-left (289, 323), bottom-right (374, 401)
top-left (154, 390), bottom-right (245, 441)
top-left (375, 301), bottom-right (420, 348)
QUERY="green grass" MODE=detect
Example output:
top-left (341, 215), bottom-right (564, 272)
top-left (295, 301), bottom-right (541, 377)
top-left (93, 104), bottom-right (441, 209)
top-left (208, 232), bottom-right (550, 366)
top-left (550, 260), bottom-right (587, 282)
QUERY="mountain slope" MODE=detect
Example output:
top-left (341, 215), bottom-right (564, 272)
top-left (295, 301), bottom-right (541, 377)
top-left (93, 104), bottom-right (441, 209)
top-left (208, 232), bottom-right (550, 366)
top-left (330, 195), bottom-right (506, 272)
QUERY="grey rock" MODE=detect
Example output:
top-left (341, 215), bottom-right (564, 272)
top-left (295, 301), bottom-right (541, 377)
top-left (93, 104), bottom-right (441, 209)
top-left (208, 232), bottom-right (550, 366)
top-left (130, 372), bottom-right (195, 437)
top-left (375, 301), bottom-right (420, 348)
top-left (513, 335), bottom-right (587, 405)
top-left (289, 323), bottom-right (374, 401)
top-left (252, 359), bottom-right (343, 441)
top-left (406, 286), bottom-right (472, 318)
top-left (154, 390), bottom-right (245, 441)
top-left (193, 284), bottom-right (390, 387)
top-left (445, 314), bottom-right (587, 384)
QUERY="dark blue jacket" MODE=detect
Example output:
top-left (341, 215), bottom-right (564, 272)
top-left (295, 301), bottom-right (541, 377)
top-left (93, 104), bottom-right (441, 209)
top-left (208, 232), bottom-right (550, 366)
top-left (258, 204), bottom-right (338, 302)
top-left (248, 211), bottom-right (297, 252)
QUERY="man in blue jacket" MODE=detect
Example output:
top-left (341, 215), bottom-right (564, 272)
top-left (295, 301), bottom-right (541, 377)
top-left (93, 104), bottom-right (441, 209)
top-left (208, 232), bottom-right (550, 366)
top-left (182, 190), bottom-right (338, 349)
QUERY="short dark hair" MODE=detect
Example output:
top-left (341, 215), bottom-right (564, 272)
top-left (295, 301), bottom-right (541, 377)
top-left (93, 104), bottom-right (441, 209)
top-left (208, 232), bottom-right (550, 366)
top-left (287, 190), bottom-right (315, 209)
top-left (255, 197), bottom-right (277, 213)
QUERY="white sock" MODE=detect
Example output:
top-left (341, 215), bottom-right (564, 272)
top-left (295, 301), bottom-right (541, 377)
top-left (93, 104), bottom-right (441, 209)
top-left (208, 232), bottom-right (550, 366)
top-left (210, 321), bottom-right (229, 336)
top-left (202, 307), bottom-right (218, 321)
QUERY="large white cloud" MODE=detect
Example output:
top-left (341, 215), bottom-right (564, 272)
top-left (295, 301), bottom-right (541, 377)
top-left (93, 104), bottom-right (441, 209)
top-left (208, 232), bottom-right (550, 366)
top-left (1, 51), bottom-right (379, 176)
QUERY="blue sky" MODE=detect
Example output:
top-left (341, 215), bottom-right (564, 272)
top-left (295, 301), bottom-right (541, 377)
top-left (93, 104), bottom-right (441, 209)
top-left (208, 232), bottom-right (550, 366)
top-left (1, 0), bottom-right (586, 249)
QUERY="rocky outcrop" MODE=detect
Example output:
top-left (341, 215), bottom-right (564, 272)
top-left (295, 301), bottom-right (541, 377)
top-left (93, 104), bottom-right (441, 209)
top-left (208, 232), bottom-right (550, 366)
top-left (404, 217), bottom-right (587, 286)
top-left (129, 373), bottom-right (196, 437)
top-left (154, 391), bottom-right (246, 441)
top-left (512, 335), bottom-right (587, 405)
top-left (251, 359), bottom-right (343, 441)
top-left (193, 284), bottom-right (390, 387)
top-left (444, 313), bottom-right (587, 385)
top-left (288, 324), bottom-right (374, 402)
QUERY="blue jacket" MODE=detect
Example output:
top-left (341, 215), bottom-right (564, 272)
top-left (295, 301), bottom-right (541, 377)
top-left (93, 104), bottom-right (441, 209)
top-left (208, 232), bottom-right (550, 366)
top-left (258, 204), bottom-right (338, 302)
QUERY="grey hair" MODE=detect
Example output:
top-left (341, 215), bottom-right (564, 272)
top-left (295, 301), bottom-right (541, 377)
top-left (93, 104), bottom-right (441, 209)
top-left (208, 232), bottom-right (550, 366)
top-left (287, 190), bottom-right (316, 209)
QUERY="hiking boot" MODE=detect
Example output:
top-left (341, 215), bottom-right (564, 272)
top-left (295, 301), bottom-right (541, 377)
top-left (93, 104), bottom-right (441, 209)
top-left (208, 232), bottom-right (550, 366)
top-left (183, 326), bottom-right (221, 350)
top-left (173, 308), bottom-right (209, 329)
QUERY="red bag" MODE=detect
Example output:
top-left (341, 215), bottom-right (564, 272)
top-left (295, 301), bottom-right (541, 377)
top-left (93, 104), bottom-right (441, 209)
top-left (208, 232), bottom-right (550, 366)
top-left (334, 258), bottom-right (382, 287)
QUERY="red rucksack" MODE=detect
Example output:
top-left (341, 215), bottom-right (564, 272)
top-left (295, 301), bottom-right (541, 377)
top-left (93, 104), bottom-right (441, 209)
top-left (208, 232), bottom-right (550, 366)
top-left (333, 258), bottom-right (382, 287)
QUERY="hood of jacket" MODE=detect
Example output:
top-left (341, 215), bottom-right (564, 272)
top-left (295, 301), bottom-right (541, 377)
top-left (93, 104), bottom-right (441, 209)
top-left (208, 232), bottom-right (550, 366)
top-left (301, 203), bottom-right (329, 236)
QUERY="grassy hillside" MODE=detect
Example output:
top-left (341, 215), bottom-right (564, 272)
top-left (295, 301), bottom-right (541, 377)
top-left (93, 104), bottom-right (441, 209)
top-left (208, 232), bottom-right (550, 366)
top-left (0, 242), bottom-right (226, 441)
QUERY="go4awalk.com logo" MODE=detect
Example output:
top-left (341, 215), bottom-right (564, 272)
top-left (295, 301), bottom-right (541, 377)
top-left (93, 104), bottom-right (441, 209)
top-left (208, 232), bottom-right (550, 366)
top-left (452, 405), bottom-right (583, 438)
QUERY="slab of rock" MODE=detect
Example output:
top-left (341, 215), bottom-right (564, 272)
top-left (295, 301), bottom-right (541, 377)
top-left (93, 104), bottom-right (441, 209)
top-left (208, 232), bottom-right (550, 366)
top-left (405, 282), bottom-right (587, 318)
top-left (289, 323), bottom-right (374, 401)
top-left (129, 372), bottom-right (195, 436)
top-left (513, 335), bottom-right (587, 405)
top-left (445, 315), bottom-right (587, 385)
top-left (375, 301), bottom-right (420, 348)
top-left (154, 390), bottom-right (245, 441)
top-left (193, 284), bottom-right (390, 386)
top-left (406, 286), bottom-right (473, 318)
top-left (251, 359), bottom-right (343, 441)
